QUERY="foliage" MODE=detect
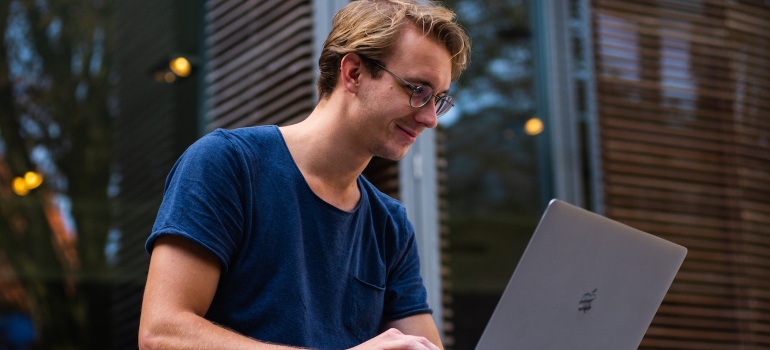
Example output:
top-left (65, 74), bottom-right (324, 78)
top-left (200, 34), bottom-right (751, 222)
top-left (0, 0), bottom-right (115, 348)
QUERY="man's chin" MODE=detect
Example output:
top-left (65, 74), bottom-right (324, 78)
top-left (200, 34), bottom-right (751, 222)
top-left (380, 152), bottom-right (408, 161)
top-left (373, 145), bottom-right (410, 161)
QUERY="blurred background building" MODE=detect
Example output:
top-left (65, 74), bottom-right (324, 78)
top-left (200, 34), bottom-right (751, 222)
top-left (0, 0), bottom-right (768, 349)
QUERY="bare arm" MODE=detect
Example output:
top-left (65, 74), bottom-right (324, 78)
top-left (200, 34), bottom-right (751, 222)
top-left (380, 314), bottom-right (444, 350)
top-left (346, 315), bottom-right (443, 350)
top-left (139, 235), bottom-right (441, 350)
top-left (138, 235), bottom-right (302, 350)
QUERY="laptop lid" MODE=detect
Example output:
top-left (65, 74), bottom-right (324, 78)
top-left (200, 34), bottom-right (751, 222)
top-left (475, 199), bottom-right (687, 350)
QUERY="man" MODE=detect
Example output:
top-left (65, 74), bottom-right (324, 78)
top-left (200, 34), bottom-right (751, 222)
top-left (138, 0), bottom-right (470, 349)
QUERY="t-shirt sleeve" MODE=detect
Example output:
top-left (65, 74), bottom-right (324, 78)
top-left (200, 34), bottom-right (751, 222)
top-left (146, 130), bottom-right (246, 272)
top-left (382, 209), bottom-right (432, 320)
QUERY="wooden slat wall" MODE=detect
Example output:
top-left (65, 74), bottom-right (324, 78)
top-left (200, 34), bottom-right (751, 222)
top-left (202, 0), bottom-right (404, 218)
top-left (112, 1), bottom-right (176, 348)
top-left (203, 0), bottom-right (315, 130)
top-left (361, 157), bottom-right (400, 200)
top-left (593, 0), bottom-right (770, 348)
top-left (436, 127), bottom-right (454, 348)
top-left (111, 0), bottom-right (199, 348)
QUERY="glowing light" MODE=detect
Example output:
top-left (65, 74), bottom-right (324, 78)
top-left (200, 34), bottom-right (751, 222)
top-left (524, 117), bottom-right (544, 136)
top-left (24, 171), bottom-right (43, 190)
top-left (11, 171), bottom-right (43, 196)
top-left (169, 57), bottom-right (192, 77)
top-left (164, 72), bottom-right (176, 83)
top-left (12, 177), bottom-right (29, 196)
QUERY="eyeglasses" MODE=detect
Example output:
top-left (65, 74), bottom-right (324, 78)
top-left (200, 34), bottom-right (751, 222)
top-left (375, 63), bottom-right (454, 117)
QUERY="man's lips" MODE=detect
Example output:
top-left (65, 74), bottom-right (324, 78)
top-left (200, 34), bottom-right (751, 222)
top-left (397, 125), bottom-right (420, 141)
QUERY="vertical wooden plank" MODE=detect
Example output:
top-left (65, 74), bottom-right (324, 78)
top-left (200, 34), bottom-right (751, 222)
top-left (593, 0), bottom-right (770, 348)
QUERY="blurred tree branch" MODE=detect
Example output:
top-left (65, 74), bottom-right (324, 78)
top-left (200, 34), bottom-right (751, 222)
top-left (0, 0), bottom-right (115, 348)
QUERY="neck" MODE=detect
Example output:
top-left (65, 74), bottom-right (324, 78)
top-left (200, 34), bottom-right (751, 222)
top-left (279, 97), bottom-right (372, 210)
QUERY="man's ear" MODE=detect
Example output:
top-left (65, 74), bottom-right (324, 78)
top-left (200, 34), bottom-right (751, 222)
top-left (340, 53), bottom-right (364, 93)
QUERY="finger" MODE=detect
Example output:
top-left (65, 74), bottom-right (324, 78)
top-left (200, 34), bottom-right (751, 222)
top-left (415, 336), bottom-right (441, 350)
top-left (381, 336), bottom-right (435, 350)
top-left (380, 340), bottom-right (429, 350)
top-left (380, 328), bottom-right (405, 337)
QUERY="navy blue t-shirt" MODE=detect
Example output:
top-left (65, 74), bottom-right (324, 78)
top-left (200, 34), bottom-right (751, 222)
top-left (146, 126), bottom-right (431, 349)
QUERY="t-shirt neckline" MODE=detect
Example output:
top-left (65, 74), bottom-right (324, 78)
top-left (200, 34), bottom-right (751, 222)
top-left (270, 125), bottom-right (365, 215)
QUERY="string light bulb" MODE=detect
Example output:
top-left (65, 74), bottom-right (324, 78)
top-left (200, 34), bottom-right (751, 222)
top-left (11, 171), bottom-right (43, 196)
top-left (24, 171), bottom-right (43, 189)
top-left (524, 117), bottom-right (544, 136)
top-left (169, 57), bottom-right (192, 78)
top-left (12, 177), bottom-right (29, 196)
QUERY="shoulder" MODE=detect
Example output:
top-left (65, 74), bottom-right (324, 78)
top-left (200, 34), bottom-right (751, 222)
top-left (359, 177), bottom-right (406, 214)
top-left (197, 125), bottom-right (280, 149)
top-left (217, 125), bottom-right (279, 140)
top-left (358, 177), bottom-right (412, 233)
top-left (181, 126), bottom-right (282, 163)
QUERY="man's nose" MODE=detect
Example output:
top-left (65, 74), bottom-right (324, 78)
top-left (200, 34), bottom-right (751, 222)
top-left (415, 101), bottom-right (439, 129)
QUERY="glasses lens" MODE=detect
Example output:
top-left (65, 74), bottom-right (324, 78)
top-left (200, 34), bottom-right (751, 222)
top-left (436, 96), bottom-right (454, 117)
top-left (410, 86), bottom-right (433, 108)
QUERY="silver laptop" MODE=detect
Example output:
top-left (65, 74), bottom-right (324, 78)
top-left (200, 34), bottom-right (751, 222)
top-left (475, 199), bottom-right (687, 350)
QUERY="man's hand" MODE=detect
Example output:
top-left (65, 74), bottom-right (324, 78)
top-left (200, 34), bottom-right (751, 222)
top-left (140, 236), bottom-right (444, 350)
top-left (349, 328), bottom-right (441, 350)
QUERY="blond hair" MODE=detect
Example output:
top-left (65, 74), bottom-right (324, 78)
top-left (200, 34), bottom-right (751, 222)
top-left (317, 0), bottom-right (471, 100)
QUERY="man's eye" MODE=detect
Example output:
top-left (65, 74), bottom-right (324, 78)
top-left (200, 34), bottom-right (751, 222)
top-left (413, 86), bottom-right (431, 98)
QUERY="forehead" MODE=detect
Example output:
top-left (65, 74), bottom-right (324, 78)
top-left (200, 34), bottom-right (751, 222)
top-left (385, 26), bottom-right (452, 91)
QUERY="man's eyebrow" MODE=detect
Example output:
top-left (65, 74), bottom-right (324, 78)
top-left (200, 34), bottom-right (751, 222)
top-left (407, 76), bottom-right (449, 94)
top-left (418, 79), bottom-right (436, 89)
top-left (403, 75), bottom-right (434, 90)
top-left (400, 71), bottom-right (451, 95)
top-left (393, 70), bottom-right (427, 86)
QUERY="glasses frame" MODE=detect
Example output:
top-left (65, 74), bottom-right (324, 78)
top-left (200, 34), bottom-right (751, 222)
top-left (374, 63), bottom-right (454, 117)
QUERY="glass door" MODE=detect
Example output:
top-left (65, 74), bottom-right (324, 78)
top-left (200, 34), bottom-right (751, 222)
top-left (438, 1), bottom-right (552, 348)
